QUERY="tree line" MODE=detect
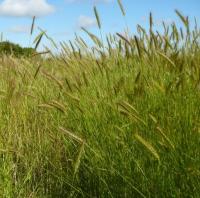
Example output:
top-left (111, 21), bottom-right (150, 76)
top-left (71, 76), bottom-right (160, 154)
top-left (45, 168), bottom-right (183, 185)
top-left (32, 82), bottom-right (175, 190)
top-left (0, 41), bottom-right (35, 57)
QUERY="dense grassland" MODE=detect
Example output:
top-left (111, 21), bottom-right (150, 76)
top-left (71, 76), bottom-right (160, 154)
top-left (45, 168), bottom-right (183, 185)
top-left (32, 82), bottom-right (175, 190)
top-left (0, 6), bottom-right (200, 197)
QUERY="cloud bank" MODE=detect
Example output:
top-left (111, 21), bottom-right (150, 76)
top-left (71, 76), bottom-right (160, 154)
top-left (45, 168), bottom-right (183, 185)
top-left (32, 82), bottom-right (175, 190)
top-left (0, 0), bottom-right (55, 17)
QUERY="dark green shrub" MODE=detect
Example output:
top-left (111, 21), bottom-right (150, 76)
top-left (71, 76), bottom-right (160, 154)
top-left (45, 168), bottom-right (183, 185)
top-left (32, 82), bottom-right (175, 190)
top-left (0, 41), bottom-right (35, 57)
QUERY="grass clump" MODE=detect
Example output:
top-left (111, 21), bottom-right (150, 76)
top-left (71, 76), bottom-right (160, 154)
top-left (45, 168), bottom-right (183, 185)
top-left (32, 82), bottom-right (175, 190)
top-left (0, 5), bottom-right (200, 198)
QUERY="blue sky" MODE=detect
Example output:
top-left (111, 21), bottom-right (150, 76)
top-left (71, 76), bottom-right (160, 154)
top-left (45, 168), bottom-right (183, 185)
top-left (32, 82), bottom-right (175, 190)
top-left (0, 0), bottom-right (199, 50)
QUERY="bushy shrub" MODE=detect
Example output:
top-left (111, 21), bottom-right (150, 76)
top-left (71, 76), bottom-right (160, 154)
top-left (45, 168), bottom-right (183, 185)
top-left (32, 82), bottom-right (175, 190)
top-left (0, 41), bottom-right (35, 57)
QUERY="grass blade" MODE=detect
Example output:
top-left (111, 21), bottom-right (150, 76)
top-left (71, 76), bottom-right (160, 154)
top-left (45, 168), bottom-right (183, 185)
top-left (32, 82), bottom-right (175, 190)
top-left (134, 134), bottom-right (160, 162)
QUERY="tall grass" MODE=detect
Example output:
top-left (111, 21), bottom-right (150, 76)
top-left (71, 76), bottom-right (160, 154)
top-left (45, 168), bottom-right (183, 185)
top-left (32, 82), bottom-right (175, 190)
top-left (0, 4), bottom-right (200, 197)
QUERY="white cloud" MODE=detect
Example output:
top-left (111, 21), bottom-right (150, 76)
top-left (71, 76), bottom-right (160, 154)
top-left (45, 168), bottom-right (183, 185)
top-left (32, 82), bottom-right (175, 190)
top-left (77, 15), bottom-right (96, 28)
top-left (94, 0), bottom-right (113, 3)
top-left (52, 31), bottom-right (69, 37)
top-left (65, 0), bottom-right (113, 4)
top-left (0, 0), bottom-right (55, 17)
top-left (8, 25), bottom-right (30, 33)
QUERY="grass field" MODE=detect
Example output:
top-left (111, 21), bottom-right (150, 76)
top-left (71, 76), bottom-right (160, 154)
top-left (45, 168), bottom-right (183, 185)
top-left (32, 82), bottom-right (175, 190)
top-left (0, 4), bottom-right (200, 197)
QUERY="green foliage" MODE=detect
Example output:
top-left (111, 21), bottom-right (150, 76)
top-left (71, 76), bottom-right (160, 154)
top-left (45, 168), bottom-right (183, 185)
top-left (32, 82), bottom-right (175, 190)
top-left (0, 8), bottom-right (200, 198)
top-left (0, 41), bottom-right (35, 57)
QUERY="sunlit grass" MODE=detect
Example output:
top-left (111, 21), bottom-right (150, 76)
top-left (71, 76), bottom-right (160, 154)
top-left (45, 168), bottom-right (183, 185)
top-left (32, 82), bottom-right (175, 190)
top-left (0, 5), bottom-right (200, 197)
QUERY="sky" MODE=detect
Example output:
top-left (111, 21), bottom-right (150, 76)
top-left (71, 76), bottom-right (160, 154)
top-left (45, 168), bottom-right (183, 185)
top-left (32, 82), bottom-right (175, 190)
top-left (0, 0), bottom-right (200, 50)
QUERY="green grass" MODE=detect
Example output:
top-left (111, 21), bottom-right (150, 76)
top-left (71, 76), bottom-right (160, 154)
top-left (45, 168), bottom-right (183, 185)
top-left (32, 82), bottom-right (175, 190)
top-left (0, 8), bottom-right (200, 197)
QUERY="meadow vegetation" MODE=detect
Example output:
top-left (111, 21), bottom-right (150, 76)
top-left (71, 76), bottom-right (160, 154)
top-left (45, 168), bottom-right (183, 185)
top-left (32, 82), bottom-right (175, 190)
top-left (0, 2), bottom-right (200, 197)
